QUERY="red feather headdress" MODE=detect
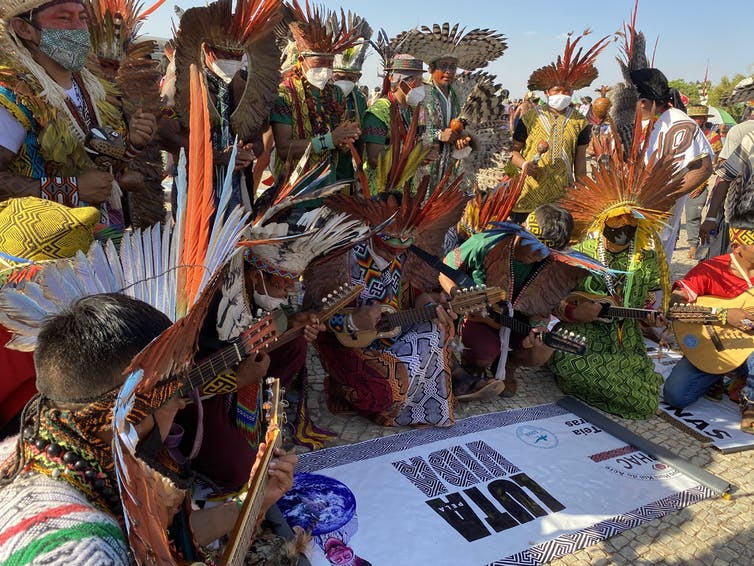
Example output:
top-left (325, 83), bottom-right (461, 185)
top-left (527, 29), bottom-right (609, 92)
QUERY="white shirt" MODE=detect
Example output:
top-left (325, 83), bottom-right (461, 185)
top-left (0, 83), bottom-right (83, 153)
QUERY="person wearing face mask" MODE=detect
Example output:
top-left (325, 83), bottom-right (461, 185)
top-left (0, 0), bottom-right (157, 231)
top-left (331, 17), bottom-right (372, 143)
top-left (509, 31), bottom-right (610, 220)
top-left (270, 2), bottom-right (363, 187)
top-left (548, 116), bottom-right (683, 420)
top-left (361, 54), bottom-right (427, 193)
top-left (158, 1), bottom-right (280, 212)
top-left (394, 23), bottom-right (507, 193)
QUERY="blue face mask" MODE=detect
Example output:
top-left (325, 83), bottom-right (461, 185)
top-left (36, 27), bottom-right (91, 72)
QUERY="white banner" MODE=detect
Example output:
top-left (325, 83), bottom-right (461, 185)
top-left (280, 404), bottom-right (712, 566)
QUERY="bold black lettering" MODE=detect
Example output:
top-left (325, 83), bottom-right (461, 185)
top-left (463, 486), bottom-right (519, 532)
top-left (512, 473), bottom-right (566, 513)
top-left (426, 492), bottom-right (491, 542)
top-left (487, 479), bottom-right (543, 524)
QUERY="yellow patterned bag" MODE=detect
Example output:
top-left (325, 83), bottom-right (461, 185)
top-left (0, 197), bottom-right (99, 261)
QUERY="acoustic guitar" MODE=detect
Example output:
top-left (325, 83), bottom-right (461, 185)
top-left (672, 289), bottom-right (754, 374)
top-left (220, 377), bottom-right (285, 566)
top-left (566, 291), bottom-right (720, 324)
top-left (334, 286), bottom-right (506, 348)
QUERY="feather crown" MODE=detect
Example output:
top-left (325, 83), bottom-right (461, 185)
top-left (240, 148), bottom-right (373, 277)
top-left (173, 0), bottom-right (282, 139)
top-left (84, 0), bottom-right (166, 62)
top-left (559, 112), bottom-right (688, 307)
top-left (393, 23), bottom-right (507, 71)
top-left (332, 11), bottom-right (371, 72)
top-left (527, 29), bottom-right (609, 92)
top-left (285, 0), bottom-right (360, 56)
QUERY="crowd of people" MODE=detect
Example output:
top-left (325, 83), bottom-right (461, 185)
top-left (1, 0), bottom-right (754, 563)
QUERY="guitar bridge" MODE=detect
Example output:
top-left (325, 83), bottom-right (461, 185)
top-left (704, 324), bottom-right (725, 352)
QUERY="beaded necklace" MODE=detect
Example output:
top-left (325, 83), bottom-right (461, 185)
top-left (597, 238), bottom-right (635, 303)
top-left (292, 68), bottom-right (345, 135)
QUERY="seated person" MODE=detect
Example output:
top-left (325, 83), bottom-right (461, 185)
top-left (549, 212), bottom-right (666, 419)
top-left (0, 294), bottom-right (296, 563)
top-left (441, 204), bottom-right (585, 399)
top-left (663, 224), bottom-right (754, 434)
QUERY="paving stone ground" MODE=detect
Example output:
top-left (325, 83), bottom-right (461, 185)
top-left (296, 222), bottom-right (754, 566)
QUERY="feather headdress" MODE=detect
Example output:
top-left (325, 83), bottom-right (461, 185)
top-left (527, 29), bottom-right (609, 92)
top-left (331, 11), bottom-right (371, 73)
top-left (609, 0), bottom-right (651, 151)
top-left (285, 0), bottom-right (359, 56)
top-left (559, 113), bottom-right (689, 309)
top-left (173, 0), bottom-right (282, 140)
top-left (393, 23), bottom-right (507, 71)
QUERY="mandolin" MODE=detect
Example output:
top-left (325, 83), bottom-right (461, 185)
top-left (566, 291), bottom-right (721, 324)
top-left (220, 377), bottom-right (285, 566)
top-left (334, 286), bottom-right (506, 348)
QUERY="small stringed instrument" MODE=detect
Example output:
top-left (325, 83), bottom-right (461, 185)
top-left (567, 291), bottom-right (721, 324)
top-left (334, 286), bottom-right (506, 348)
top-left (188, 284), bottom-right (363, 397)
top-left (475, 310), bottom-right (588, 356)
top-left (221, 377), bottom-right (285, 566)
top-left (673, 289), bottom-right (754, 374)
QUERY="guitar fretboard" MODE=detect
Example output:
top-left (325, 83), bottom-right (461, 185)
top-left (606, 306), bottom-right (656, 320)
top-left (384, 304), bottom-right (436, 328)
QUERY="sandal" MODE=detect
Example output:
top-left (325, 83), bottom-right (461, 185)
top-left (704, 378), bottom-right (725, 402)
top-left (740, 396), bottom-right (754, 435)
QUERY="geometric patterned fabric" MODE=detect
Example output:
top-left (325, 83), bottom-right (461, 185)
top-left (547, 239), bottom-right (664, 419)
top-left (0, 197), bottom-right (98, 261)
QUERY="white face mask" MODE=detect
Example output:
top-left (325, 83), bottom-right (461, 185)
top-left (334, 79), bottom-right (356, 96)
top-left (547, 93), bottom-right (572, 111)
top-left (253, 275), bottom-right (289, 312)
top-left (406, 85), bottom-right (426, 107)
top-left (210, 58), bottom-right (243, 84)
top-left (305, 67), bottom-right (332, 90)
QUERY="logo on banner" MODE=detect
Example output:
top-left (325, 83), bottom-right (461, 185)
top-left (515, 425), bottom-right (558, 448)
top-left (591, 446), bottom-right (680, 481)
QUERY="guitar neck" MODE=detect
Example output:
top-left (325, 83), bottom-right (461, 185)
top-left (605, 306), bottom-right (657, 320)
top-left (176, 341), bottom-right (248, 398)
top-left (384, 304), bottom-right (436, 328)
top-left (492, 311), bottom-right (530, 334)
top-left (221, 430), bottom-right (281, 566)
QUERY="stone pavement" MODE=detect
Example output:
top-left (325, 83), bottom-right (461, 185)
top-left (297, 225), bottom-right (754, 566)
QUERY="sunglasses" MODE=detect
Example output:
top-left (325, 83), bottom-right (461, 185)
top-left (434, 62), bottom-right (457, 72)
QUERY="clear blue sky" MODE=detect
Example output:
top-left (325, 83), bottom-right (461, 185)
top-left (140, 0), bottom-right (753, 100)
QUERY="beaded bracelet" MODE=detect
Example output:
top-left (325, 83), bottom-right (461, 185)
top-left (719, 308), bottom-right (728, 326)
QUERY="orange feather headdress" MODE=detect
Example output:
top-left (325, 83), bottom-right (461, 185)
top-left (527, 29), bottom-right (609, 92)
top-left (286, 0), bottom-right (360, 56)
top-left (559, 112), bottom-right (688, 308)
